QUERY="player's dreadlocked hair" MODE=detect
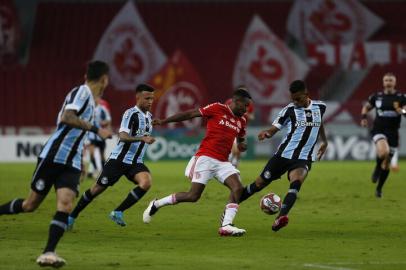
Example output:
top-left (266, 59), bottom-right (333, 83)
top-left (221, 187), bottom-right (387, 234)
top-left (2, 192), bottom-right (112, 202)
top-left (289, 80), bottom-right (307, 94)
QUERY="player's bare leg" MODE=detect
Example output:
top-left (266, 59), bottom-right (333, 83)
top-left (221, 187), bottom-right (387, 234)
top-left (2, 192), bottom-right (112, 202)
top-left (37, 188), bottom-right (75, 268)
top-left (374, 139), bottom-right (391, 198)
top-left (272, 168), bottom-right (307, 232)
top-left (143, 183), bottom-right (205, 223)
top-left (0, 189), bottom-right (45, 215)
top-left (218, 174), bottom-right (246, 236)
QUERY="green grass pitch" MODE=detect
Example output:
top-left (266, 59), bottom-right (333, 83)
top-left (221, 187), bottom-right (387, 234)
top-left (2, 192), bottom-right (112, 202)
top-left (0, 160), bottom-right (405, 270)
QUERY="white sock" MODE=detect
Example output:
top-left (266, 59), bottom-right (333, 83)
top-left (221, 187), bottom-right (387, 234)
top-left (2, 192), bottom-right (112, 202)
top-left (221, 203), bottom-right (239, 226)
top-left (154, 194), bottom-right (177, 208)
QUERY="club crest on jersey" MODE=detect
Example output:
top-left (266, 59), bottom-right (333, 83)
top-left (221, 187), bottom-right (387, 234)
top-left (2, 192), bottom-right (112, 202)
top-left (375, 99), bottom-right (382, 108)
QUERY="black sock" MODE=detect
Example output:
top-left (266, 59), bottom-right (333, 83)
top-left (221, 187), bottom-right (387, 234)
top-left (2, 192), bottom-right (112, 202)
top-left (70, 189), bottom-right (95, 218)
top-left (0, 198), bottom-right (24, 215)
top-left (377, 169), bottom-right (390, 192)
top-left (239, 182), bottom-right (264, 203)
top-left (115, 187), bottom-right (147, 212)
top-left (279, 180), bottom-right (302, 217)
top-left (43, 211), bottom-right (68, 253)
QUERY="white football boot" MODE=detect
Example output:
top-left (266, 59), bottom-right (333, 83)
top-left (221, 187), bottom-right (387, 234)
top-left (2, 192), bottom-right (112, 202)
top-left (218, 224), bottom-right (246, 236)
top-left (36, 252), bottom-right (66, 268)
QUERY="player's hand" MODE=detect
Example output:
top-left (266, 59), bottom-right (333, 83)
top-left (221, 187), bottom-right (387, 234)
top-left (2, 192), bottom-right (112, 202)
top-left (237, 142), bottom-right (247, 152)
top-left (317, 142), bottom-right (328, 161)
top-left (98, 127), bottom-right (113, 139)
top-left (360, 119), bottom-right (368, 127)
top-left (258, 130), bottom-right (271, 141)
top-left (142, 136), bottom-right (156, 144)
top-left (152, 119), bottom-right (163, 126)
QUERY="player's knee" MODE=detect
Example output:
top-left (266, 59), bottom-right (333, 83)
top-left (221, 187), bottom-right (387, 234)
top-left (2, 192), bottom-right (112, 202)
top-left (57, 199), bottom-right (74, 213)
top-left (22, 201), bottom-right (38, 212)
top-left (138, 179), bottom-right (152, 190)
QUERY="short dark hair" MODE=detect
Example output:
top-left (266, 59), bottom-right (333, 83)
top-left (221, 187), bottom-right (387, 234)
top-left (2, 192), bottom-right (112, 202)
top-left (233, 86), bottom-right (252, 100)
top-left (136, 83), bottom-right (155, 93)
top-left (86, 60), bottom-right (109, 81)
top-left (289, 80), bottom-right (306, 93)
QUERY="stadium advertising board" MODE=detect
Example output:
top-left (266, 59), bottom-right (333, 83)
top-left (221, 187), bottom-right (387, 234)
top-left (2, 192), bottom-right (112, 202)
top-left (0, 134), bottom-right (383, 162)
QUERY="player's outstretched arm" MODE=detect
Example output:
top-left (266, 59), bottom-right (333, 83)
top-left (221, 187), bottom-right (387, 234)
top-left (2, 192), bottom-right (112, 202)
top-left (360, 103), bottom-right (372, 127)
top-left (118, 132), bottom-right (155, 144)
top-left (154, 109), bottom-right (202, 125)
top-left (61, 109), bottom-right (112, 139)
top-left (258, 125), bottom-right (279, 141)
top-left (317, 123), bottom-right (328, 161)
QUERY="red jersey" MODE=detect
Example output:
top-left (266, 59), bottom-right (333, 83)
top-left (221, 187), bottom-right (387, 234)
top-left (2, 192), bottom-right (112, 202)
top-left (196, 103), bottom-right (247, 161)
top-left (225, 98), bottom-right (254, 121)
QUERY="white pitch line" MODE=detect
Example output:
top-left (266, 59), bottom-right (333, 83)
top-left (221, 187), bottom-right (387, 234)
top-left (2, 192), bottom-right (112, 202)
top-left (303, 263), bottom-right (356, 270)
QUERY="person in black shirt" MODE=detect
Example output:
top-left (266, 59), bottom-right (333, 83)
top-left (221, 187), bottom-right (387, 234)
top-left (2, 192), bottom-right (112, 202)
top-left (361, 73), bottom-right (406, 198)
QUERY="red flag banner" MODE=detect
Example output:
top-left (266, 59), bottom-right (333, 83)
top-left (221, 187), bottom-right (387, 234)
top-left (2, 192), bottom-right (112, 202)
top-left (233, 15), bottom-right (309, 105)
top-left (93, 1), bottom-right (166, 91)
top-left (150, 50), bottom-right (208, 129)
top-left (287, 0), bottom-right (384, 44)
top-left (0, 0), bottom-right (20, 66)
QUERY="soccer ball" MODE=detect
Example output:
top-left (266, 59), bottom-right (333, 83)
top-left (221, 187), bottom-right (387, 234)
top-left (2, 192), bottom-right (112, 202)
top-left (260, 193), bottom-right (282, 215)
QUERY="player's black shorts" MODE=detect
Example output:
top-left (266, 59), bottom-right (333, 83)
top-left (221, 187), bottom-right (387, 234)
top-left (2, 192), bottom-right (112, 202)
top-left (96, 159), bottom-right (150, 187)
top-left (31, 158), bottom-right (81, 196)
top-left (260, 155), bottom-right (312, 183)
top-left (89, 140), bottom-right (106, 151)
top-left (370, 128), bottom-right (399, 147)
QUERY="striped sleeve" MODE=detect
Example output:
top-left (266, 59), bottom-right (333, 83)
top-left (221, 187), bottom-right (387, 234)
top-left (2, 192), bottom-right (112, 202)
top-left (119, 109), bottom-right (139, 134)
top-left (65, 86), bottom-right (90, 112)
top-left (272, 105), bottom-right (291, 130)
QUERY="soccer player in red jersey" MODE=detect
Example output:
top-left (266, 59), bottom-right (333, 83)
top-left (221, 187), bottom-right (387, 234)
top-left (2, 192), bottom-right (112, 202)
top-left (143, 87), bottom-right (252, 236)
top-left (225, 95), bottom-right (254, 167)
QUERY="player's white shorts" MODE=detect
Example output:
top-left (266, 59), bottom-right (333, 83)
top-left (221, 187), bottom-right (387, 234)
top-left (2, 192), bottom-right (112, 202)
top-left (185, 155), bottom-right (240, 185)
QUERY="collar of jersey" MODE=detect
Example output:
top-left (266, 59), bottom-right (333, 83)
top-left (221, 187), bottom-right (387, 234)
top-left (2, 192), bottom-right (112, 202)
top-left (295, 99), bottom-right (313, 110)
top-left (134, 105), bottom-right (148, 116)
top-left (226, 104), bottom-right (236, 116)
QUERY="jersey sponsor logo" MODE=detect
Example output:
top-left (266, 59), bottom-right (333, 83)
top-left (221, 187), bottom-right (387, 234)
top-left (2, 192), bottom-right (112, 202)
top-left (377, 110), bottom-right (399, 117)
top-left (294, 121), bottom-right (321, 127)
top-left (219, 119), bottom-right (241, 133)
top-left (35, 179), bottom-right (45, 191)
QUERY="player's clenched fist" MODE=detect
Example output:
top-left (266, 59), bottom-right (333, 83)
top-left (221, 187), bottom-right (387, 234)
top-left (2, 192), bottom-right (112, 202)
top-left (142, 136), bottom-right (156, 144)
top-left (257, 131), bottom-right (271, 141)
